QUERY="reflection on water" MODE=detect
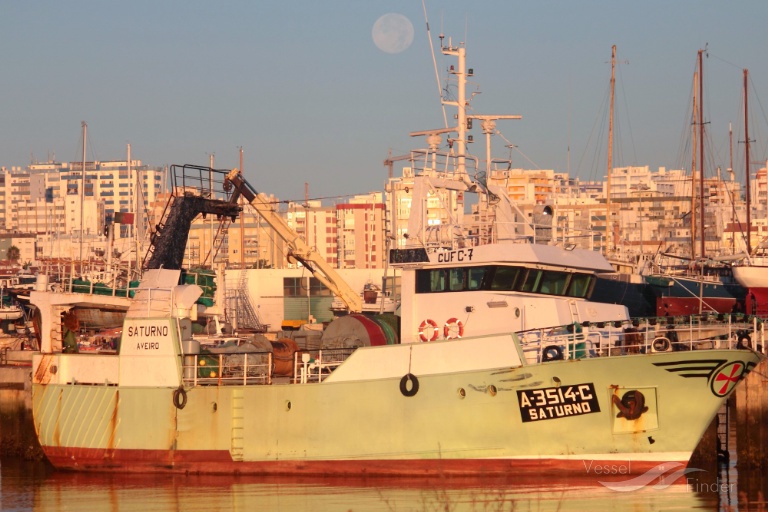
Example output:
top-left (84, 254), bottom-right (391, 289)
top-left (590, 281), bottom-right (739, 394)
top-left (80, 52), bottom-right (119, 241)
top-left (2, 458), bottom-right (767, 512)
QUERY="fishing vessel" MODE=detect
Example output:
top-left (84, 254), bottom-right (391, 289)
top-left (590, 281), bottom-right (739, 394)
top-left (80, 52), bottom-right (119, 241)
top-left (31, 38), bottom-right (764, 477)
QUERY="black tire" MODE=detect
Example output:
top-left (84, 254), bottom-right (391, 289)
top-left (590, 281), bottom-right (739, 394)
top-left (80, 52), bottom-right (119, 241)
top-left (173, 387), bottom-right (188, 409)
top-left (737, 333), bottom-right (751, 350)
top-left (652, 337), bottom-right (671, 352)
top-left (542, 345), bottom-right (564, 362)
top-left (399, 373), bottom-right (419, 397)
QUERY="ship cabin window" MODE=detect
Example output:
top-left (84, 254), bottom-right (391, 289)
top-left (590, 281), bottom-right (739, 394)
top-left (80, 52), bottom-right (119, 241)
top-left (449, 268), bottom-right (465, 291)
top-left (567, 273), bottom-right (592, 298)
top-left (520, 269), bottom-right (542, 293)
top-left (539, 270), bottom-right (568, 295)
top-left (490, 266), bottom-right (519, 291)
top-left (467, 267), bottom-right (486, 290)
top-left (416, 265), bottom-right (594, 299)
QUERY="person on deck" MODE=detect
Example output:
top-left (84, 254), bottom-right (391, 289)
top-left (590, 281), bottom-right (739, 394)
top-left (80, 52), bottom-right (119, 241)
top-left (62, 313), bottom-right (79, 354)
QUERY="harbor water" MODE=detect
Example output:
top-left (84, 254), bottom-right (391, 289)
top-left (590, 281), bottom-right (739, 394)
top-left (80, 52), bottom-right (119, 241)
top-left (2, 456), bottom-right (768, 512)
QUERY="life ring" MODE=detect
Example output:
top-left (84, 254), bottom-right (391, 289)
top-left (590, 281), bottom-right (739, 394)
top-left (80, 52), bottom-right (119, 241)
top-left (399, 373), bottom-right (419, 397)
top-left (172, 387), bottom-right (188, 409)
top-left (737, 332), bottom-right (751, 350)
top-left (652, 337), bottom-right (671, 352)
top-left (542, 345), bottom-right (563, 362)
top-left (443, 318), bottom-right (464, 339)
top-left (419, 319), bottom-right (439, 342)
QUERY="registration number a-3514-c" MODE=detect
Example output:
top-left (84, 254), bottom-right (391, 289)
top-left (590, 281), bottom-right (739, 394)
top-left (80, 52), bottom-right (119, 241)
top-left (517, 383), bottom-right (601, 422)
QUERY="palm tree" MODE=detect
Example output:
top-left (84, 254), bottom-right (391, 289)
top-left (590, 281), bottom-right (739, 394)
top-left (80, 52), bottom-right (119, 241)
top-left (7, 245), bottom-right (20, 262)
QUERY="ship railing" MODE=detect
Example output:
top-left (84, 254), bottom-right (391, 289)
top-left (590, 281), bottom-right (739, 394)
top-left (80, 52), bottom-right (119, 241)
top-left (179, 347), bottom-right (357, 386)
top-left (181, 352), bottom-right (273, 386)
top-left (293, 347), bottom-right (357, 384)
top-left (518, 314), bottom-right (765, 363)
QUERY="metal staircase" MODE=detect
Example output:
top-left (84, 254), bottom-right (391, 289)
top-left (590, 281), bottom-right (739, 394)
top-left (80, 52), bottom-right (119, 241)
top-left (226, 270), bottom-right (267, 332)
top-left (142, 195), bottom-right (176, 270)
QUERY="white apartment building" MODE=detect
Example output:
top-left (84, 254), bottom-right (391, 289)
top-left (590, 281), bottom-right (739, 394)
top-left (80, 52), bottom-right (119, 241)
top-left (0, 159), bottom-right (164, 264)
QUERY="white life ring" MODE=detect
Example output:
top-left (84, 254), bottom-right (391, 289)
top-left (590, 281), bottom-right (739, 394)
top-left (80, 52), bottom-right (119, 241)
top-left (419, 319), bottom-right (439, 342)
top-left (443, 318), bottom-right (464, 339)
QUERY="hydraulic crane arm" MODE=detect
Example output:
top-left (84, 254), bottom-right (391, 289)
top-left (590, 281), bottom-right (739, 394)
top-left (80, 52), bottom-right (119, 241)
top-left (225, 169), bottom-right (363, 313)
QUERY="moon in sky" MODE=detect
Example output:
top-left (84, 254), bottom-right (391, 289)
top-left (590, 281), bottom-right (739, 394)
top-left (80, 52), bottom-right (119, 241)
top-left (372, 13), bottom-right (414, 54)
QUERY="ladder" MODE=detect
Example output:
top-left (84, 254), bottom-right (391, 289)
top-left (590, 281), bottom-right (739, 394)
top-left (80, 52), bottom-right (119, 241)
top-left (568, 300), bottom-right (581, 324)
top-left (226, 270), bottom-right (267, 332)
top-left (141, 195), bottom-right (176, 269)
top-left (230, 388), bottom-right (245, 461)
top-left (716, 400), bottom-right (730, 463)
top-left (206, 220), bottom-right (231, 266)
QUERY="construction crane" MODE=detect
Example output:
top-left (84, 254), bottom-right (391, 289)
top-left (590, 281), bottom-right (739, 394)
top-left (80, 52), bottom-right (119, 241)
top-left (225, 169), bottom-right (364, 314)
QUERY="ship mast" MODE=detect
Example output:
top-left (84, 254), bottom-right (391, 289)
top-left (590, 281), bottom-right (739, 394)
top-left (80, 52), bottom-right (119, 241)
top-left (744, 68), bottom-right (752, 255)
top-left (698, 49), bottom-right (706, 260)
top-left (606, 45), bottom-right (616, 254)
top-left (79, 121), bottom-right (87, 268)
top-left (439, 38), bottom-right (469, 182)
top-left (691, 70), bottom-right (698, 258)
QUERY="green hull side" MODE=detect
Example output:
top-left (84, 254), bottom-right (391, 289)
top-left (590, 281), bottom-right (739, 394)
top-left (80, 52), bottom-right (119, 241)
top-left (33, 350), bottom-right (758, 464)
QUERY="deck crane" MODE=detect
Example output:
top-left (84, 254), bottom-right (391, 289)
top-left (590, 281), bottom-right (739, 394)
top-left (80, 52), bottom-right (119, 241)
top-left (225, 169), bottom-right (364, 314)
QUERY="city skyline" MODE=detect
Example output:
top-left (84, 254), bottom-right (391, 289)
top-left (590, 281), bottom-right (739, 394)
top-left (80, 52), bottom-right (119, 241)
top-left (2, 1), bottom-right (767, 204)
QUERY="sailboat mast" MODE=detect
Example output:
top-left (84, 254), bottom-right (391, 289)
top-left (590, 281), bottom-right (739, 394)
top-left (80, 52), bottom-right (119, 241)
top-left (239, 146), bottom-right (246, 269)
top-left (744, 68), bottom-right (752, 255)
top-left (130, 143), bottom-right (141, 277)
top-left (698, 49), bottom-right (705, 260)
top-left (691, 72), bottom-right (698, 258)
top-left (79, 121), bottom-right (87, 269)
top-left (729, 123), bottom-right (735, 254)
top-left (606, 45), bottom-right (616, 253)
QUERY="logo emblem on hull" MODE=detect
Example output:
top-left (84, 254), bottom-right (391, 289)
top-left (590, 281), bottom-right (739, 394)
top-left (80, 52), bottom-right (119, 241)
top-left (709, 361), bottom-right (745, 397)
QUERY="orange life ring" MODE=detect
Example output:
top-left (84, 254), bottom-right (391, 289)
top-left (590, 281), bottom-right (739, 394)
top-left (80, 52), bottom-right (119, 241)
top-left (419, 319), bottom-right (439, 342)
top-left (443, 318), bottom-right (464, 339)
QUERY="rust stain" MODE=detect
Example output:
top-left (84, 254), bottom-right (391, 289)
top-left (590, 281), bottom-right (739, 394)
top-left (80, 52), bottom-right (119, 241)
top-left (105, 389), bottom-right (119, 460)
top-left (34, 354), bottom-right (56, 384)
top-left (53, 388), bottom-right (62, 447)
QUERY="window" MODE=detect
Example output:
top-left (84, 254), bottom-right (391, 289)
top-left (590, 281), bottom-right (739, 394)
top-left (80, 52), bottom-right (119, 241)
top-left (309, 277), bottom-right (332, 297)
top-left (449, 268), bottom-right (465, 291)
top-left (468, 267), bottom-right (487, 290)
top-left (490, 267), bottom-right (519, 291)
top-left (415, 264), bottom-right (590, 298)
top-left (416, 269), bottom-right (446, 293)
top-left (283, 277), bottom-right (305, 297)
top-left (567, 274), bottom-right (593, 298)
top-left (520, 269), bottom-right (541, 293)
top-left (538, 270), bottom-right (569, 295)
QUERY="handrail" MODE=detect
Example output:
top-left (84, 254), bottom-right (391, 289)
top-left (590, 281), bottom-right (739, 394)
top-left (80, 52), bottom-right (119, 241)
top-left (519, 315), bottom-right (765, 363)
top-left (180, 347), bottom-right (357, 387)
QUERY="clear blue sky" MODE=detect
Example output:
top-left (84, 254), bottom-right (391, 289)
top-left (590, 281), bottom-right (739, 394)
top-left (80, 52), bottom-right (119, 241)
top-left (2, 1), bottom-right (767, 203)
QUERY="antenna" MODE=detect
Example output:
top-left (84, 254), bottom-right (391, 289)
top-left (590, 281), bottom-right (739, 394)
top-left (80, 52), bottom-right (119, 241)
top-left (421, 0), bottom-right (448, 128)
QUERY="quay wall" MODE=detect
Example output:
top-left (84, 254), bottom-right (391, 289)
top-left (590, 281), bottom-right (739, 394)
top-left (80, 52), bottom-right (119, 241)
top-left (735, 357), bottom-right (768, 469)
top-left (0, 364), bottom-right (43, 459)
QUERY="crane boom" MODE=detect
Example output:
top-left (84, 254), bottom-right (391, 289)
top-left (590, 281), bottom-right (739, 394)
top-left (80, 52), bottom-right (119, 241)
top-left (225, 169), bottom-right (364, 313)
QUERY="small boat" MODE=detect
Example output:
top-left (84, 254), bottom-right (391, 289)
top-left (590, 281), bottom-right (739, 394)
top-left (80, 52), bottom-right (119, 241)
top-left (0, 303), bottom-right (23, 321)
top-left (733, 256), bottom-right (768, 316)
top-left (644, 255), bottom-right (747, 316)
top-left (330, 281), bottom-right (398, 315)
top-left (0, 286), bottom-right (23, 321)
